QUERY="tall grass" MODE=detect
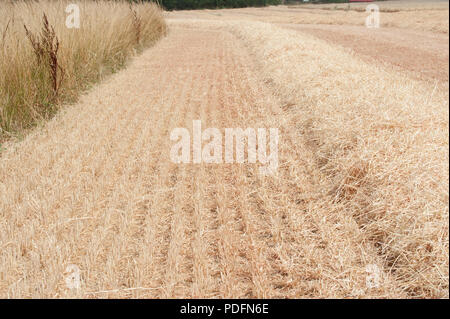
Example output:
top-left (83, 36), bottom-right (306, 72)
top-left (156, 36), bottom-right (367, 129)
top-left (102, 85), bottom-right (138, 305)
top-left (0, 0), bottom-right (166, 137)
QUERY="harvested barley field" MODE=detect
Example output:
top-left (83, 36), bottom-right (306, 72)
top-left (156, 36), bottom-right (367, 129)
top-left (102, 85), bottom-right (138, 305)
top-left (0, 1), bottom-right (448, 299)
top-left (167, 0), bottom-right (449, 33)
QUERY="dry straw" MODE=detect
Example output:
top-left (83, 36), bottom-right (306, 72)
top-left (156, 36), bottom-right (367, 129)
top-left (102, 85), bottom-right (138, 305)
top-left (225, 20), bottom-right (449, 298)
top-left (166, 4), bottom-right (449, 34)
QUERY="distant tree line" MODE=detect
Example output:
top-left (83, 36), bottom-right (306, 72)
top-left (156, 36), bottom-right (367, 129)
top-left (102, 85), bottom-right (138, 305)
top-left (284, 0), bottom-right (349, 3)
top-left (153, 0), bottom-right (282, 11)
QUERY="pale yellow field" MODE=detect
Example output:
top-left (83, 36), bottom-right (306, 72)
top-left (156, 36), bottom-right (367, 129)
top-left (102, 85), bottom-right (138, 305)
top-left (0, 2), bottom-right (448, 298)
top-left (167, 2), bottom-right (449, 33)
top-left (298, 0), bottom-right (449, 11)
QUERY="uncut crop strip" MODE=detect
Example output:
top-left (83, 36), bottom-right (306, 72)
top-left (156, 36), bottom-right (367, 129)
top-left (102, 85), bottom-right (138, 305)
top-left (0, 0), bottom-right (166, 137)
